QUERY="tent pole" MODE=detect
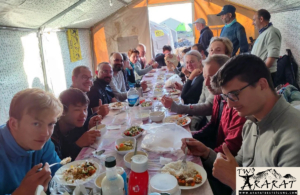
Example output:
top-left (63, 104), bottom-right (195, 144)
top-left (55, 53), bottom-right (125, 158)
top-left (0, 26), bottom-right (37, 32)
top-left (89, 29), bottom-right (96, 75)
top-left (37, 31), bottom-right (50, 92)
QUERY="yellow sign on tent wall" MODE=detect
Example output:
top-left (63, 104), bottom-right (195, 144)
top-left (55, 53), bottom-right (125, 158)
top-left (67, 29), bottom-right (82, 62)
top-left (155, 30), bottom-right (164, 37)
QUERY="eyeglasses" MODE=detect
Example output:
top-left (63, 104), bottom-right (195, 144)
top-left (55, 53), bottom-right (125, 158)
top-left (81, 75), bottom-right (93, 82)
top-left (220, 83), bottom-right (253, 102)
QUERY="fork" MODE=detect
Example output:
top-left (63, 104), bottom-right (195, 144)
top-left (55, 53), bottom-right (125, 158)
top-left (181, 146), bottom-right (188, 171)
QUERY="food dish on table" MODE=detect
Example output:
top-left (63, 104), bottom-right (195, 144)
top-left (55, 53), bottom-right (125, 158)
top-left (155, 83), bottom-right (164, 89)
top-left (154, 88), bottom-right (163, 92)
top-left (62, 161), bottom-right (97, 183)
top-left (161, 161), bottom-right (205, 189)
top-left (123, 126), bottom-right (144, 137)
top-left (169, 88), bottom-right (181, 95)
top-left (145, 73), bottom-right (154, 77)
top-left (61, 157), bottom-right (72, 165)
top-left (109, 102), bottom-right (126, 109)
top-left (163, 115), bottom-right (191, 126)
top-left (116, 140), bottom-right (134, 151)
top-left (141, 101), bottom-right (152, 107)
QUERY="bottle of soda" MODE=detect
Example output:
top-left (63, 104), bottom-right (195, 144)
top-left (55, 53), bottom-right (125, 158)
top-left (128, 155), bottom-right (149, 195)
top-left (101, 156), bottom-right (124, 195)
top-left (127, 86), bottom-right (139, 107)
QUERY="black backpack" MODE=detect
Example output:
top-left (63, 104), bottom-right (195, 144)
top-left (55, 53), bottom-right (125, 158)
top-left (276, 49), bottom-right (299, 89)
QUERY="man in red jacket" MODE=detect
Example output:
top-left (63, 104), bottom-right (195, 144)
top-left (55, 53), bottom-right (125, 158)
top-left (191, 54), bottom-right (246, 195)
top-left (192, 54), bottom-right (246, 156)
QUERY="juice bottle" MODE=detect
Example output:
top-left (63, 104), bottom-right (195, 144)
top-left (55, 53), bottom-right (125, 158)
top-left (128, 155), bottom-right (149, 195)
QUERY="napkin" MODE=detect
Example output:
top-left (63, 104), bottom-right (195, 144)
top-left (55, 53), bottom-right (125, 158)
top-left (73, 185), bottom-right (87, 195)
top-left (34, 185), bottom-right (46, 195)
top-left (159, 157), bottom-right (173, 165)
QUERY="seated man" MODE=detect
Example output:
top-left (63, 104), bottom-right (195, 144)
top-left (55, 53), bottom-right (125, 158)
top-left (88, 62), bottom-right (118, 114)
top-left (155, 45), bottom-right (172, 68)
top-left (51, 88), bottom-right (101, 160)
top-left (192, 55), bottom-right (246, 156)
top-left (183, 55), bottom-right (300, 194)
top-left (109, 52), bottom-right (147, 102)
top-left (71, 65), bottom-right (109, 118)
top-left (0, 88), bottom-right (63, 194)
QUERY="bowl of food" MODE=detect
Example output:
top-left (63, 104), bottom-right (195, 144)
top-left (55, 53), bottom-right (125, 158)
top-left (115, 137), bottom-right (136, 155)
top-left (94, 172), bottom-right (106, 190)
top-left (124, 151), bottom-right (148, 169)
top-left (136, 110), bottom-right (150, 121)
top-left (89, 124), bottom-right (107, 140)
top-left (150, 111), bottom-right (165, 122)
top-left (149, 173), bottom-right (180, 195)
top-left (122, 126), bottom-right (144, 138)
top-left (140, 101), bottom-right (153, 109)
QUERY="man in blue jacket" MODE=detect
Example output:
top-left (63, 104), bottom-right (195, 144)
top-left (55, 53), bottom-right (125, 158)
top-left (217, 5), bottom-right (249, 56)
top-left (0, 88), bottom-right (63, 195)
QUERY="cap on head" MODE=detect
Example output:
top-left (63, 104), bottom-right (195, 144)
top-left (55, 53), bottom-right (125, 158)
top-left (217, 5), bottom-right (236, 16)
top-left (193, 18), bottom-right (206, 25)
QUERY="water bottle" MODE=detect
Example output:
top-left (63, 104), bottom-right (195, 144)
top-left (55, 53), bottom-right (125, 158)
top-left (101, 156), bottom-right (124, 195)
top-left (127, 86), bottom-right (139, 107)
top-left (135, 83), bottom-right (143, 98)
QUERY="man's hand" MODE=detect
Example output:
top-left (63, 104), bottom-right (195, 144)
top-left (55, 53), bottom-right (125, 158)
top-left (212, 143), bottom-right (239, 190)
top-left (111, 98), bottom-right (118, 103)
top-left (148, 59), bottom-right (155, 66)
top-left (189, 69), bottom-right (202, 80)
top-left (181, 138), bottom-right (210, 158)
top-left (152, 62), bottom-right (158, 69)
top-left (174, 82), bottom-right (183, 91)
top-left (161, 95), bottom-right (174, 109)
top-left (141, 81), bottom-right (148, 91)
top-left (12, 163), bottom-right (52, 195)
top-left (76, 130), bottom-right (101, 147)
top-left (181, 67), bottom-right (190, 77)
top-left (88, 115), bottom-right (102, 130)
top-left (97, 99), bottom-right (109, 117)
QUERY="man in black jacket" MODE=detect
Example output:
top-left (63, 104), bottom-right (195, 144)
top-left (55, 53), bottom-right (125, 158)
top-left (88, 62), bottom-right (118, 115)
top-left (51, 88), bottom-right (102, 160)
top-left (193, 18), bottom-right (213, 55)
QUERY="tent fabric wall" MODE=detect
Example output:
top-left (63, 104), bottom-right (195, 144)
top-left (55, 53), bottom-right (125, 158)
top-left (0, 30), bottom-right (44, 124)
top-left (93, 2), bottom-right (151, 69)
top-left (194, 0), bottom-right (257, 46)
top-left (42, 29), bottom-right (93, 97)
top-left (271, 10), bottom-right (300, 85)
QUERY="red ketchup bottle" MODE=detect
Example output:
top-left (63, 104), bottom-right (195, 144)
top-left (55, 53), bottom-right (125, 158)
top-left (128, 155), bottom-right (149, 195)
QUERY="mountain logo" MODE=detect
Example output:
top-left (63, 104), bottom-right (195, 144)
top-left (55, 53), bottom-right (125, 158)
top-left (236, 167), bottom-right (299, 194)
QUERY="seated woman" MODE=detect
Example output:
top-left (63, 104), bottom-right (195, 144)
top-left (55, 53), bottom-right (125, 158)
top-left (161, 37), bottom-right (234, 130)
top-left (127, 48), bottom-right (158, 84)
top-left (177, 50), bottom-right (204, 105)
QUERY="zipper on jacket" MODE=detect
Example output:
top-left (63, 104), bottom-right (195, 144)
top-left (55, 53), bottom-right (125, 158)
top-left (246, 125), bottom-right (259, 167)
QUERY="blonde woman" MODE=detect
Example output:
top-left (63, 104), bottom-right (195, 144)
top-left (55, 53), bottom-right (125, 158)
top-left (207, 37), bottom-right (233, 57)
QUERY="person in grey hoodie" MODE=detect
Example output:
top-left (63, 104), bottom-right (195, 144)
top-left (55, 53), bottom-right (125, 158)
top-left (181, 54), bottom-right (300, 194)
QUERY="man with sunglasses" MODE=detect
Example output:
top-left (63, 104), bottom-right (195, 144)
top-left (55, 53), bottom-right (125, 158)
top-left (88, 62), bottom-right (117, 116)
top-left (183, 55), bottom-right (300, 194)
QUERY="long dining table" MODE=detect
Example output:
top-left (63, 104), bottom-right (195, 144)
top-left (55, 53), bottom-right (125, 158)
top-left (75, 68), bottom-right (214, 195)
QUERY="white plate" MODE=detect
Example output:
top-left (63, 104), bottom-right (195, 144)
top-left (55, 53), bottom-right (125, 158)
top-left (143, 88), bottom-right (151, 93)
top-left (109, 102), bottom-right (126, 110)
top-left (162, 161), bottom-right (207, 190)
top-left (145, 73), bottom-right (154, 77)
top-left (54, 160), bottom-right (100, 186)
top-left (163, 115), bottom-right (191, 127)
top-left (169, 89), bottom-right (181, 95)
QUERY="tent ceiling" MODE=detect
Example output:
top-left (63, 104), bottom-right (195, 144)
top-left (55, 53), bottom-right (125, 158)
top-left (226, 0), bottom-right (300, 12)
top-left (0, 0), bottom-right (132, 29)
top-left (0, 0), bottom-right (299, 29)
